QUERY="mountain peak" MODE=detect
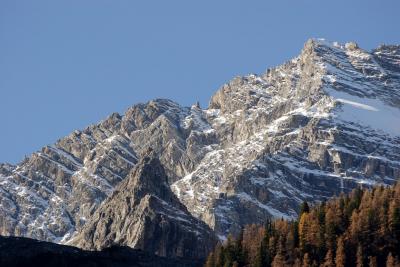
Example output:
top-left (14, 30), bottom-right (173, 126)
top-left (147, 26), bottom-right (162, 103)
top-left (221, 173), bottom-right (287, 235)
top-left (124, 154), bottom-right (173, 201)
top-left (68, 154), bottom-right (216, 259)
top-left (1, 38), bottom-right (399, 252)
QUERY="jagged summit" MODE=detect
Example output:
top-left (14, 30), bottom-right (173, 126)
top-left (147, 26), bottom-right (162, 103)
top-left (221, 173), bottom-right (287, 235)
top-left (0, 39), bottom-right (399, 247)
top-left (68, 155), bottom-right (216, 259)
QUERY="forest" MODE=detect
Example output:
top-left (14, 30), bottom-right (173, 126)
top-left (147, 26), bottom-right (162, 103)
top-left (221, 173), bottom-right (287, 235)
top-left (205, 183), bottom-right (400, 267)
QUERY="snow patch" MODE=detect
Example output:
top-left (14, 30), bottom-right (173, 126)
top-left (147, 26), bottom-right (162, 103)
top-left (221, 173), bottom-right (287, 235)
top-left (328, 89), bottom-right (400, 136)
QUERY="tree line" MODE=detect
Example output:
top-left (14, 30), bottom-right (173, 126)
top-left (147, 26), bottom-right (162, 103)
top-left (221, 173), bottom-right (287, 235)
top-left (205, 183), bottom-right (400, 267)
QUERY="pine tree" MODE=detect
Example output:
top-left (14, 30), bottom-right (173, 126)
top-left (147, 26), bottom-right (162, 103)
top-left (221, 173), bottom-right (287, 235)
top-left (302, 253), bottom-right (311, 267)
top-left (215, 244), bottom-right (225, 267)
top-left (293, 258), bottom-right (302, 267)
top-left (254, 240), bottom-right (268, 267)
top-left (325, 207), bottom-right (337, 251)
top-left (356, 244), bottom-right (363, 267)
top-left (205, 183), bottom-right (400, 267)
top-left (292, 221), bottom-right (300, 248)
top-left (242, 223), bottom-right (267, 263)
top-left (300, 201), bottom-right (310, 215)
top-left (299, 212), bottom-right (310, 255)
top-left (316, 204), bottom-right (327, 262)
top-left (205, 252), bottom-right (216, 267)
top-left (271, 251), bottom-right (285, 267)
top-left (386, 252), bottom-right (398, 267)
top-left (322, 249), bottom-right (334, 267)
top-left (234, 227), bottom-right (245, 266)
top-left (389, 203), bottom-right (400, 242)
top-left (286, 221), bottom-right (298, 265)
top-left (254, 221), bottom-right (272, 267)
top-left (368, 256), bottom-right (377, 267)
top-left (254, 246), bottom-right (264, 267)
top-left (223, 236), bottom-right (235, 267)
top-left (335, 237), bottom-right (346, 267)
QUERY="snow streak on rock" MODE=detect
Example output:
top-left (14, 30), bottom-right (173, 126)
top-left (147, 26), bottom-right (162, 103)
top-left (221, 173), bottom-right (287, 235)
top-left (1, 39), bottom-right (399, 242)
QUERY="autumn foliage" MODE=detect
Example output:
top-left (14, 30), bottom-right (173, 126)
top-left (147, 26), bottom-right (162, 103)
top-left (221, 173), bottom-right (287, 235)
top-left (205, 183), bottom-right (400, 267)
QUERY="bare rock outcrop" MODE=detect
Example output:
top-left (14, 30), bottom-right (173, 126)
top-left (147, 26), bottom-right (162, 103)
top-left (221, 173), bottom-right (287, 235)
top-left (69, 154), bottom-right (216, 259)
top-left (1, 38), bottom-right (400, 245)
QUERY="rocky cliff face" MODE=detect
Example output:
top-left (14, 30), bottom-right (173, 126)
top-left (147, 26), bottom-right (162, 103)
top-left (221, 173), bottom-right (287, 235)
top-left (68, 154), bottom-right (216, 259)
top-left (173, 39), bottom-right (400, 237)
top-left (0, 38), bottom-right (399, 245)
top-left (0, 113), bottom-right (139, 242)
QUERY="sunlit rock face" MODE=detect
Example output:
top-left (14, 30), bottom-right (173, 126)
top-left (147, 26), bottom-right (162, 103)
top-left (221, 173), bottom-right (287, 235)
top-left (0, 39), bottom-right (399, 244)
top-left (68, 155), bottom-right (217, 259)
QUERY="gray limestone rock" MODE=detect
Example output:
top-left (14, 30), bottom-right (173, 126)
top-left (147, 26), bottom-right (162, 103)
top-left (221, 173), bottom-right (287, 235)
top-left (0, 38), bottom-right (399, 247)
top-left (69, 155), bottom-right (216, 259)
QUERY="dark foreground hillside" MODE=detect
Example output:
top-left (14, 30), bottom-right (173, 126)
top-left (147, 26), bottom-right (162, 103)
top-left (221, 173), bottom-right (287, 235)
top-left (0, 236), bottom-right (201, 267)
top-left (205, 183), bottom-right (400, 267)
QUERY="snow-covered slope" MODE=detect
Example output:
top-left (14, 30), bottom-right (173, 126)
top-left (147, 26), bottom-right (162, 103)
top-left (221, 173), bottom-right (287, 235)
top-left (0, 39), bottom-right (399, 243)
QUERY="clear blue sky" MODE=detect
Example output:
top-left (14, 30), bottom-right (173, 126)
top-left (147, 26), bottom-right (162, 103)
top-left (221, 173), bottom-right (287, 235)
top-left (1, 0), bottom-right (399, 164)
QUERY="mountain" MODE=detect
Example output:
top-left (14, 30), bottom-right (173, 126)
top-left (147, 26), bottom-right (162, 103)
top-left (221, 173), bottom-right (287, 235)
top-left (0, 38), bottom-right (399, 249)
top-left (68, 152), bottom-right (216, 259)
top-left (0, 236), bottom-right (201, 267)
